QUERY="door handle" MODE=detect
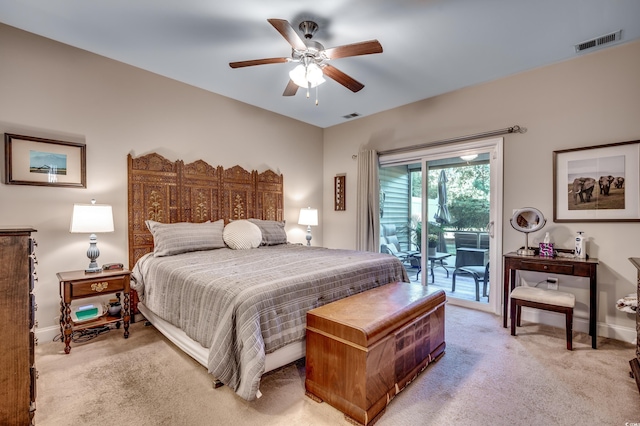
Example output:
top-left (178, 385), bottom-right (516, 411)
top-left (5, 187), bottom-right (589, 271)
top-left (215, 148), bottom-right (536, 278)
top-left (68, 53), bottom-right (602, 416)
top-left (486, 221), bottom-right (495, 238)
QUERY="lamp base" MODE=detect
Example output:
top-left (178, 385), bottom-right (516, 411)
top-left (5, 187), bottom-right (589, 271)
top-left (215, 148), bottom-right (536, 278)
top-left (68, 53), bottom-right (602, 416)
top-left (306, 225), bottom-right (312, 246)
top-left (85, 234), bottom-right (102, 273)
top-left (517, 248), bottom-right (536, 256)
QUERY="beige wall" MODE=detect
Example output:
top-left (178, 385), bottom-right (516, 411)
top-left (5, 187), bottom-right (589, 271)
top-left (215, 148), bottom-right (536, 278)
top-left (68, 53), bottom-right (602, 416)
top-left (0, 24), bottom-right (324, 340)
top-left (323, 40), bottom-right (640, 340)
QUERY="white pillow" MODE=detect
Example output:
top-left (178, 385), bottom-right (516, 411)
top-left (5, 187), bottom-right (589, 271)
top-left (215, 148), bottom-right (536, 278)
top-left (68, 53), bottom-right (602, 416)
top-left (146, 220), bottom-right (225, 257)
top-left (223, 220), bottom-right (262, 250)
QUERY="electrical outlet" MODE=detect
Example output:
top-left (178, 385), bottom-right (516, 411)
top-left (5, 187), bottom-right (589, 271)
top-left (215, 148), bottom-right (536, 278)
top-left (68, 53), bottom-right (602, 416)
top-left (547, 277), bottom-right (558, 290)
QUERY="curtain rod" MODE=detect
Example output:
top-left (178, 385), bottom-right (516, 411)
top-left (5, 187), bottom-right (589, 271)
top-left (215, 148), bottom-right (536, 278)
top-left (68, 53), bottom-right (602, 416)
top-left (377, 125), bottom-right (526, 157)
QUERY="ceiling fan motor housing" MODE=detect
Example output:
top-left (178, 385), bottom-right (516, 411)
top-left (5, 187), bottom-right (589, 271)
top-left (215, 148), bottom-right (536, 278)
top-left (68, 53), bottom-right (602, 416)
top-left (299, 21), bottom-right (318, 39)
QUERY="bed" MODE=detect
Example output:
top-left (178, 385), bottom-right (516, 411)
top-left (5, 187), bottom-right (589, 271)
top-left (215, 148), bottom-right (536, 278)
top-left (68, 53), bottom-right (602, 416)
top-left (127, 153), bottom-right (408, 401)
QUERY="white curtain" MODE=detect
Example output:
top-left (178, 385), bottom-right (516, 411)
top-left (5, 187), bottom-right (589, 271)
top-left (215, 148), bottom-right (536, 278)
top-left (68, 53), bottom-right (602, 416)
top-left (356, 149), bottom-right (380, 252)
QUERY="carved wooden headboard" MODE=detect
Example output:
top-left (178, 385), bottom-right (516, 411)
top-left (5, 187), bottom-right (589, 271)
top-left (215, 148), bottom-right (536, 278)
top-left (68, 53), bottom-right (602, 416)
top-left (127, 152), bottom-right (284, 269)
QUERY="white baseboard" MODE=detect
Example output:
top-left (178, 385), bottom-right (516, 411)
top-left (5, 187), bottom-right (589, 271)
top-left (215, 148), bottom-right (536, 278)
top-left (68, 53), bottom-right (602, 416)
top-left (36, 308), bottom-right (637, 349)
top-left (36, 325), bottom-right (61, 346)
top-left (520, 309), bottom-right (637, 345)
top-left (35, 317), bottom-right (144, 348)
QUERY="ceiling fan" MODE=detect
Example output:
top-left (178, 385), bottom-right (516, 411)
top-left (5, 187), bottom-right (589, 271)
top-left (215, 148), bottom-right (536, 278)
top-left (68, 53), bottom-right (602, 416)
top-left (229, 19), bottom-right (383, 99)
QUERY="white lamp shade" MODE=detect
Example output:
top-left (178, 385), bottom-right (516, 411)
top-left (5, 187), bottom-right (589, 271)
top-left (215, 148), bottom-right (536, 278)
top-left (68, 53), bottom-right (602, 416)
top-left (289, 63), bottom-right (326, 88)
top-left (70, 204), bottom-right (114, 233)
top-left (298, 207), bottom-right (318, 226)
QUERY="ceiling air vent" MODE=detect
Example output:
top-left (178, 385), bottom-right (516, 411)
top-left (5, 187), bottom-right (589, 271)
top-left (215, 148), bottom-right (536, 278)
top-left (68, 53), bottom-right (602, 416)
top-left (342, 112), bottom-right (361, 119)
top-left (575, 30), bottom-right (622, 53)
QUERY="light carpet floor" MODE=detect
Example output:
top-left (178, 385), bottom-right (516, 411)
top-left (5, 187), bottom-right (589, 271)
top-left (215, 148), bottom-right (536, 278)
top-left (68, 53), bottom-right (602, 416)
top-left (35, 305), bottom-right (640, 425)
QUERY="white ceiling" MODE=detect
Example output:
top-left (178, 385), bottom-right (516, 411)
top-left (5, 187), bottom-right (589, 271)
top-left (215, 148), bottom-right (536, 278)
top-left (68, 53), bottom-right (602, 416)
top-left (1, 0), bottom-right (639, 128)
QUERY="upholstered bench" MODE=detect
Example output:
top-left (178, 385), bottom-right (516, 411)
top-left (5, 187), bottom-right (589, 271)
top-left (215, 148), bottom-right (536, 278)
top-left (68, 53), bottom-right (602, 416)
top-left (510, 286), bottom-right (576, 350)
top-left (305, 282), bottom-right (446, 425)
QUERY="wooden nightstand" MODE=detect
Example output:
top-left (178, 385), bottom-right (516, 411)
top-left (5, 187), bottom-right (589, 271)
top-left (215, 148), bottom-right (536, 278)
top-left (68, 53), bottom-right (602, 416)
top-left (57, 268), bottom-right (131, 354)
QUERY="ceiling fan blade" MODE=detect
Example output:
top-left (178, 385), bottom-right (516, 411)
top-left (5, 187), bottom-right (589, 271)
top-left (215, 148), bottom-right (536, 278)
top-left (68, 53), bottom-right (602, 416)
top-left (322, 64), bottom-right (365, 93)
top-left (323, 40), bottom-right (383, 60)
top-left (267, 19), bottom-right (307, 51)
top-left (282, 80), bottom-right (299, 96)
top-left (229, 57), bottom-right (289, 68)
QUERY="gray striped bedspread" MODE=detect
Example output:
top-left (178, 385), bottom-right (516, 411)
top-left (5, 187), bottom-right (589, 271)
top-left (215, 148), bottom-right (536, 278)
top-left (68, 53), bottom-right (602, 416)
top-left (131, 244), bottom-right (408, 401)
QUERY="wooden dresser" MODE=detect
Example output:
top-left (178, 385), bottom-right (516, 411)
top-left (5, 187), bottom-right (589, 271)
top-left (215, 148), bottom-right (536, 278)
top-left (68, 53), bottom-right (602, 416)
top-left (305, 282), bottom-right (446, 425)
top-left (0, 228), bottom-right (37, 425)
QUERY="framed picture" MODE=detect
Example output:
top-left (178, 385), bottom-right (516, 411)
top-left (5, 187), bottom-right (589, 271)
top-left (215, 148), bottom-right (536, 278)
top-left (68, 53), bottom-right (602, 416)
top-left (553, 140), bottom-right (640, 222)
top-left (334, 174), bottom-right (346, 211)
top-left (4, 133), bottom-right (86, 188)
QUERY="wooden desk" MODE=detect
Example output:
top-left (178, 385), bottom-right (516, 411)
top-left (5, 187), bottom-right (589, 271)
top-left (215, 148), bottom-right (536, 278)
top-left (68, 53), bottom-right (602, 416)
top-left (503, 252), bottom-right (599, 349)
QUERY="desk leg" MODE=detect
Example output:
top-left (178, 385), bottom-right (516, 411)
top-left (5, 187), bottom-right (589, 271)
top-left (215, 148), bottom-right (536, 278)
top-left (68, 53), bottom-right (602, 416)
top-left (503, 262), bottom-right (510, 328)
top-left (503, 266), bottom-right (517, 328)
top-left (590, 272), bottom-right (597, 349)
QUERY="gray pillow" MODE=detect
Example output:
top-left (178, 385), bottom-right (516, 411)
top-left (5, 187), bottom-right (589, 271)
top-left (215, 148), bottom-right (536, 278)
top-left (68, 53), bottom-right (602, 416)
top-left (146, 219), bottom-right (225, 256)
top-left (248, 219), bottom-right (288, 246)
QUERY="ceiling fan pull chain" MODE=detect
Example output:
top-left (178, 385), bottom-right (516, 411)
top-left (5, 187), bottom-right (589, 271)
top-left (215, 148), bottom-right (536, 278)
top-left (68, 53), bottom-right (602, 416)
top-left (315, 85), bottom-right (319, 106)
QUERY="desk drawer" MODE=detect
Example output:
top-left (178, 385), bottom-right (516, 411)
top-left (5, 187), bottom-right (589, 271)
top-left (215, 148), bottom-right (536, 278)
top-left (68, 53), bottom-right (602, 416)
top-left (520, 261), bottom-right (574, 275)
top-left (70, 276), bottom-right (126, 297)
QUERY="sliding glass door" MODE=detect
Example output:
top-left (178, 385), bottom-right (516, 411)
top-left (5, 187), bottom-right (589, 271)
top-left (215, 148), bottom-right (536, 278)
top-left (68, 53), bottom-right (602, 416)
top-left (379, 138), bottom-right (503, 314)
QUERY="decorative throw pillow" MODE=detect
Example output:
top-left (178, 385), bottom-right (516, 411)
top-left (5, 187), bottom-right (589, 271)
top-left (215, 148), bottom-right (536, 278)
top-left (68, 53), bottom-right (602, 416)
top-left (223, 220), bottom-right (262, 250)
top-left (248, 219), bottom-right (287, 246)
top-left (146, 219), bottom-right (225, 257)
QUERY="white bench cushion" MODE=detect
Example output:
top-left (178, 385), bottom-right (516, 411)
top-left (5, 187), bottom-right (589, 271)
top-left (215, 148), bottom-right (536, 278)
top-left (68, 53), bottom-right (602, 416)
top-left (510, 286), bottom-right (575, 308)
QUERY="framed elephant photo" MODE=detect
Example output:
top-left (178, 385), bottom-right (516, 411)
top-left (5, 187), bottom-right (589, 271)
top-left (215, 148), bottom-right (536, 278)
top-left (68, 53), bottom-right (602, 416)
top-left (553, 140), bottom-right (640, 222)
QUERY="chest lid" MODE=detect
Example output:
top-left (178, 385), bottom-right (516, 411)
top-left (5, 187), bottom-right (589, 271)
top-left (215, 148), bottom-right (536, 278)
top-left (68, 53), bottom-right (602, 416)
top-left (306, 282), bottom-right (445, 348)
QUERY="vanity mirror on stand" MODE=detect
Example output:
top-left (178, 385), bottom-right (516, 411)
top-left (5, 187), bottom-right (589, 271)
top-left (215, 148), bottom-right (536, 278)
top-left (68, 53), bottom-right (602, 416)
top-left (510, 207), bottom-right (546, 256)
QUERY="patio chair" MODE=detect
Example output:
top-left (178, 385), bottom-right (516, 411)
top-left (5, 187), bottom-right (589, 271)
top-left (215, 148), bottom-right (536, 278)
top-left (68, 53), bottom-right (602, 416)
top-left (381, 242), bottom-right (411, 264)
top-left (455, 232), bottom-right (479, 249)
top-left (479, 232), bottom-right (490, 249)
top-left (380, 224), bottom-right (416, 263)
top-left (452, 248), bottom-right (489, 301)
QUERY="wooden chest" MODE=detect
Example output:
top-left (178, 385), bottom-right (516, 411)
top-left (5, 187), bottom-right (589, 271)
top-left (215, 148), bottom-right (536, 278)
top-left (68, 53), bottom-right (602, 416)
top-left (305, 282), bottom-right (446, 425)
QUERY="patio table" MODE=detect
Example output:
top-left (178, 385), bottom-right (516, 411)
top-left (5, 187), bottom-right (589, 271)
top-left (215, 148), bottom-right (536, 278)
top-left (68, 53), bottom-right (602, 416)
top-left (413, 252), bottom-right (452, 282)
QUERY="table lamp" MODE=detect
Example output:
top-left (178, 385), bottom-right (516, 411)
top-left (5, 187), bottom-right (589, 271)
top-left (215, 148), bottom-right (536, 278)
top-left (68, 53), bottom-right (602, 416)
top-left (298, 207), bottom-right (318, 246)
top-left (70, 199), bottom-right (114, 272)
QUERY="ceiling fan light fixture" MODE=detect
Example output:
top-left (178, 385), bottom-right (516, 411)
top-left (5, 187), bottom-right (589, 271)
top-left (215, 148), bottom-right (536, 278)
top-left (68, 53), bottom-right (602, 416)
top-left (306, 63), bottom-right (325, 86)
top-left (288, 64), bottom-right (307, 87)
top-left (460, 154), bottom-right (478, 161)
top-left (289, 63), bottom-right (325, 88)
top-left (230, 19), bottom-right (383, 101)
